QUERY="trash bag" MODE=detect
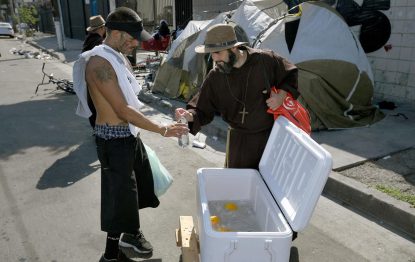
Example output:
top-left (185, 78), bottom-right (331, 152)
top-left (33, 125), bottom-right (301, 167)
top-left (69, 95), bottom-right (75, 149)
top-left (144, 144), bottom-right (173, 197)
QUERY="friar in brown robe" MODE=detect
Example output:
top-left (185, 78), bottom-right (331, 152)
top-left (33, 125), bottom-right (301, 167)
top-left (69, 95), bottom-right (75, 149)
top-left (175, 24), bottom-right (299, 169)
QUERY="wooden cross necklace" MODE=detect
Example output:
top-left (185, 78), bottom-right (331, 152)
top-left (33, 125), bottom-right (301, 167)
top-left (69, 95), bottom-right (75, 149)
top-left (225, 66), bottom-right (252, 124)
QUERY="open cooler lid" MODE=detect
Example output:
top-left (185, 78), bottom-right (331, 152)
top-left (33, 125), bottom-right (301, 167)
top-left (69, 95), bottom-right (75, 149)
top-left (259, 117), bottom-right (332, 232)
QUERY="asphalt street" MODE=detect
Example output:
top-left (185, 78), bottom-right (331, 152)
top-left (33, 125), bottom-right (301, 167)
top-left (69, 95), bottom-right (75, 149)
top-left (0, 37), bottom-right (414, 262)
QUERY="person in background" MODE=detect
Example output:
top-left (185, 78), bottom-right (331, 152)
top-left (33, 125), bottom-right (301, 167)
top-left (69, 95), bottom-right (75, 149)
top-left (83, 15), bottom-right (106, 52)
top-left (82, 15), bottom-right (106, 129)
top-left (153, 19), bottom-right (170, 40)
top-left (175, 24), bottom-right (299, 169)
top-left (73, 7), bottom-right (188, 262)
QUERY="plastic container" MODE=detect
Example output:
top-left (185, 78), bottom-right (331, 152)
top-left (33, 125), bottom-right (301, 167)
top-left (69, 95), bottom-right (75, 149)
top-left (196, 117), bottom-right (332, 262)
top-left (178, 117), bottom-right (189, 148)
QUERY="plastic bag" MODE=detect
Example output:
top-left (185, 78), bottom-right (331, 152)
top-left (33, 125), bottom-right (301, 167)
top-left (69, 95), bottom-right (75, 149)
top-left (267, 87), bottom-right (311, 135)
top-left (144, 144), bottom-right (173, 197)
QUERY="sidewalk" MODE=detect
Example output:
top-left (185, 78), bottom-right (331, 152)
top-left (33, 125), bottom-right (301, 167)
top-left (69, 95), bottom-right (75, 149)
top-left (21, 32), bottom-right (82, 63)
top-left (26, 32), bottom-right (415, 240)
top-left (24, 32), bottom-right (159, 64)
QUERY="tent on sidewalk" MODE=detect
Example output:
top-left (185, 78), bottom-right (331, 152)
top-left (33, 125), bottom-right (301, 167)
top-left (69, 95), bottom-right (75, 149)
top-left (151, 15), bottom-right (227, 100)
top-left (151, 0), bottom-right (383, 130)
top-left (151, 19), bottom-right (212, 99)
top-left (152, 0), bottom-right (269, 100)
top-left (253, 1), bottom-right (384, 130)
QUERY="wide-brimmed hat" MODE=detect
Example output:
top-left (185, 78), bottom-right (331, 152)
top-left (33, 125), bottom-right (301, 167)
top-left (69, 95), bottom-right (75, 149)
top-left (195, 24), bottom-right (248, 53)
top-left (87, 15), bottom-right (105, 32)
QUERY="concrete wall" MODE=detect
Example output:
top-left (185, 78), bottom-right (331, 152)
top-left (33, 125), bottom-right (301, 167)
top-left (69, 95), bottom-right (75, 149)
top-left (365, 0), bottom-right (415, 103)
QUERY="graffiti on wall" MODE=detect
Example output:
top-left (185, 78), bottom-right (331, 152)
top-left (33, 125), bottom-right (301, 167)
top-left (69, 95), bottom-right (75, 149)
top-left (283, 0), bottom-right (391, 53)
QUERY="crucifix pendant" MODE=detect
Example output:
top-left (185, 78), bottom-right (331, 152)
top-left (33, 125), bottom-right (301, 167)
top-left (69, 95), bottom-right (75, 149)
top-left (239, 106), bottom-right (248, 124)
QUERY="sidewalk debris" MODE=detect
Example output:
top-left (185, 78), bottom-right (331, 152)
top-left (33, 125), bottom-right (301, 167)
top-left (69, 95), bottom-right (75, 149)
top-left (192, 140), bottom-right (206, 149)
top-left (9, 47), bottom-right (52, 60)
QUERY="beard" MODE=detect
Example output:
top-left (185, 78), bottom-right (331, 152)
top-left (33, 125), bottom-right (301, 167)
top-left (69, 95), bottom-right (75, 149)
top-left (216, 50), bottom-right (237, 74)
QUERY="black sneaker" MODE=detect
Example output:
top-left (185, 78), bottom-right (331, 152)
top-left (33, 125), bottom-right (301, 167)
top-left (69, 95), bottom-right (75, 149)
top-left (117, 249), bottom-right (134, 262)
top-left (98, 250), bottom-right (133, 262)
top-left (119, 230), bottom-right (153, 256)
top-left (99, 254), bottom-right (117, 262)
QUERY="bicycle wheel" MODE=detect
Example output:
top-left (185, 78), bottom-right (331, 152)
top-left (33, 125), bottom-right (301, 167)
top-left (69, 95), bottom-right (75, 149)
top-left (57, 80), bottom-right (75, 94)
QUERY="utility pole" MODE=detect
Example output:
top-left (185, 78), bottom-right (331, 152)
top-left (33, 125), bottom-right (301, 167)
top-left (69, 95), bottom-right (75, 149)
top-left (54, 0), bottom-right (65, 50)
top-left (153, 0), bottom-right (157, 27)
top-left (172, 0), bottom-right (176, 29)
top-left (7, 0), bottom-right (16, 28)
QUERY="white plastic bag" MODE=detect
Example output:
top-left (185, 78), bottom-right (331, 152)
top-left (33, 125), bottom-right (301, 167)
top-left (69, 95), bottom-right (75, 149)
top-left (144, 144), bottom-right (173, 197)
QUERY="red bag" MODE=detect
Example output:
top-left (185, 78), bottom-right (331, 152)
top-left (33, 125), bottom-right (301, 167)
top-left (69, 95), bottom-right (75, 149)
top-left (267, 87), bottom-right (311, 134)
top-left (141, 35), bottom-right (171, 51)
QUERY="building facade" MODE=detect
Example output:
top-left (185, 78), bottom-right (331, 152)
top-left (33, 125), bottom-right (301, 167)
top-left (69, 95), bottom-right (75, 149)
top-left (365, 0), bottom-right (415, 103)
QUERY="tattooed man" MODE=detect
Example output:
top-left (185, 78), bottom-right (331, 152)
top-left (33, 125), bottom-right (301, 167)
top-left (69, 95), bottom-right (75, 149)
top-left (73, 7), bottom-right (188, 262)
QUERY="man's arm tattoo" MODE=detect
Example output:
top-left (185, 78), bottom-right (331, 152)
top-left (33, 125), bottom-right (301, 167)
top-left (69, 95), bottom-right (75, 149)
top-left (94, 64), bottom-right (115, 83)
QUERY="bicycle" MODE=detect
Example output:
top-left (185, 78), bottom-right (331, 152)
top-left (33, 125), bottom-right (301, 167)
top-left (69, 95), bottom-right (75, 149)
top-left (35, 62), bottom-right (75, 95)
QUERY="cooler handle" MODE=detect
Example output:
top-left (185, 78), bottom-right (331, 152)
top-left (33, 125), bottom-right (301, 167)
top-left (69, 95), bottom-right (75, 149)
top-left (265, 239), bottom-right (276, 262)
top-left (224, 240), bottom-right (237, 262)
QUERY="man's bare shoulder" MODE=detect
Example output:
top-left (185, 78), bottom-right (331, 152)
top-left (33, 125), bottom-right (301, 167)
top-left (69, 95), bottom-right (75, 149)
top-left (87, 55), bottom-right (109, 67)
top-left (86, 56), bottom-right (116, 84)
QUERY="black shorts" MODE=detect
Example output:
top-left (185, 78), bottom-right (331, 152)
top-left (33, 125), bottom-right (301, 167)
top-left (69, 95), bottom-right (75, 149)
top-left (96, 135), bottom-right (159, 233)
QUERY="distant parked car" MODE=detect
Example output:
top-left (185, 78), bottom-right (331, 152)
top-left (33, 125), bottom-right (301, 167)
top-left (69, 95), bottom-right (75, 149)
top-left (0, 22), bottom-right (14, 38)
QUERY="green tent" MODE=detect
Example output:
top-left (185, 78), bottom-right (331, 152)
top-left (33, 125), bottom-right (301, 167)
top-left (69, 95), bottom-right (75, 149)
top-left (254, 1), bottom-right (384, 130)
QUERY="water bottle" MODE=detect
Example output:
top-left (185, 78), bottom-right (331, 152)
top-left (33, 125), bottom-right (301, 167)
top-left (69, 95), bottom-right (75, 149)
top-left (178, 117), bottom-right (189, 148)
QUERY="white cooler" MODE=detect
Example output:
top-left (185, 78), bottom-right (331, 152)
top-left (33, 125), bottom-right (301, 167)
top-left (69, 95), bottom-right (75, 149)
top-left (196, 117), bottom-right (332, 262)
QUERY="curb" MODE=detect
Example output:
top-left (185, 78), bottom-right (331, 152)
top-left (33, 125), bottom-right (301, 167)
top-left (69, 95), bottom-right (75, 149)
top-left (324, 172), bottom-right (415, 239)
top-left (25, 39), bottom-right (61, 61)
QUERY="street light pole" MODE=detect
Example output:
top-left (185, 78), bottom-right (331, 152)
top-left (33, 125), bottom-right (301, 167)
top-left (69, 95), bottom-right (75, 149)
top-left (8, 0), bottom-right (14, 23)
top-left (55, 0), bottom-right (65, 50)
